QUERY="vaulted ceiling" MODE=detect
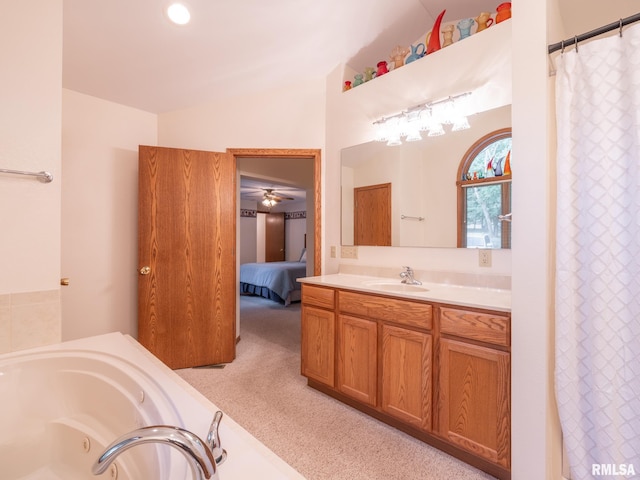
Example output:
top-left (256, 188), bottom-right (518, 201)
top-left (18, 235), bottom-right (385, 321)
top-left (63, 0), bottom-right (498, 113)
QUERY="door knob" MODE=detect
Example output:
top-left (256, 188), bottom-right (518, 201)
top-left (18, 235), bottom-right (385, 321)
top-left (139, 266), bottom-right (151, 275)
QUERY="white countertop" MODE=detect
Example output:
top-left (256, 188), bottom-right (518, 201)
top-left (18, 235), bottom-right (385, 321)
top-left (298, 273), bottom-right (511, 312)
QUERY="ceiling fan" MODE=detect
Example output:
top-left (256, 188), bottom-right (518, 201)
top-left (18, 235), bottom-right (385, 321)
top-left (261, 188), bottom-right (294, 207)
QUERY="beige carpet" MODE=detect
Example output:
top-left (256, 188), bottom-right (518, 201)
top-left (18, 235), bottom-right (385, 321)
top-left (176, 295), bottom-right (496, 480)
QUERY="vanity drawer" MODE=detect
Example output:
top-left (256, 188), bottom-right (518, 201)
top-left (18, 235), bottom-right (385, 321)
top-left (439, 307), bottom-right (510, 347)
top-left (338, 290), bottom-right (432, 330)
top-left (302, 284), bottom-right (335, 309)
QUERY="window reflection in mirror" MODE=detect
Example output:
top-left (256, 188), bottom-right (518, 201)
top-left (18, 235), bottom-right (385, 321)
top-left (456, 128), bottom-right (511, 249)
top-left (341, 105), bottom-right (511, 248)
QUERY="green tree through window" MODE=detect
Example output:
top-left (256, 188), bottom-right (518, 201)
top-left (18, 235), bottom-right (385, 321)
top-left (457, 129), bottom-right (511, 249)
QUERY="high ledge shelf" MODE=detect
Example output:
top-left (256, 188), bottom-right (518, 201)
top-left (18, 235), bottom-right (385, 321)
top-left (341, 19), bottom-right (512, 122)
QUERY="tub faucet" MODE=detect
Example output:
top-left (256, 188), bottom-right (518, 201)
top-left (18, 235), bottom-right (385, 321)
top-left (92, 414), bottom-right (224, 480)
top-left (399, 266), bottom-right (422, 285)
top-left (207, 410), bottom-right (227, 465)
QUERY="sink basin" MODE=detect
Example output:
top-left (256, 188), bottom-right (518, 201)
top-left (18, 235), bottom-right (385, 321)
top-left (362, 281), bottom-right (429, 293)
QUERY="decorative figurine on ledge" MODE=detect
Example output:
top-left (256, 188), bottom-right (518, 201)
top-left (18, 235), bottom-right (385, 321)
top-left (343, 80), bottom-right (352, 92)
top-left (363, 66), bottom-right (375, 82)
top-left (426, 9), bottom-right (446, 54)
top-left (390, 45), bottom-right (410, 69)
top-left (457, 18), bottom-right (475, 40)
top-left (405, 43), bottom-right (425, 63)
top-left (496, 2), bottom-right (511, 23)
top-left (442, 24), bottom-right (454, 47)
top-left (353, 73), bottom-right (364, 87)
top-left (475, 11), bottom-right (494, 32)
top-left (376, 60), bottom-right (389, 77)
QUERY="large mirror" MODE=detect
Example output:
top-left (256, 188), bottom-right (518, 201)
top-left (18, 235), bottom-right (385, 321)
top-left (341, 104), bottom-right (511, 248)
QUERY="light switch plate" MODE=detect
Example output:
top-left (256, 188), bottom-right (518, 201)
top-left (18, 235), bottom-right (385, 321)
top-left (341, 246), bottom-right (358, 259)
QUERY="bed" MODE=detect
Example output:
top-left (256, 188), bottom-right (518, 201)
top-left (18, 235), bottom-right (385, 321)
top-left (240, 251), bottom-right (307, 306)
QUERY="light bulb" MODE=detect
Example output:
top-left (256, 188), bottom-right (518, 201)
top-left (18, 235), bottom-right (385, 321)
top-left (167, 3), bottom-right (191, 25)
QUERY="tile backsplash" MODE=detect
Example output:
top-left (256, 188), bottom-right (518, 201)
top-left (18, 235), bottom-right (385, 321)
top-left (0, 290), bottom-right (61, 354)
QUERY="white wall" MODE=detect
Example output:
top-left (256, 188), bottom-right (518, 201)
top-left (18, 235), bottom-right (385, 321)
top-left (0, 0), bottom-right (63, 353)
top-left (511, 2), bottom-right (560, 478)
top-left (283, 200), bottom-right (308, 262)
top-left (158, 80), bottom-right (326, 152)
top-left (240, 200), bottom-right (259, 265)
top-left (61, 90), bottom-right (157, 341)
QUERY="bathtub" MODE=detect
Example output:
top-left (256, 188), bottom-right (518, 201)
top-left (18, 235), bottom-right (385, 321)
top-left (0, 332), bottom-right (305, 480)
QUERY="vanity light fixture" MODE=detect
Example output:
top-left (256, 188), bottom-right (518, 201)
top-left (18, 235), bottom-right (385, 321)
top-left (374, 92), bottom-right (473, 145)
top-left (167, 3), bottom-right (191, 25)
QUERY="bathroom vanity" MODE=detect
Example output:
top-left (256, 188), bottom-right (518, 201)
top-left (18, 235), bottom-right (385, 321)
top-left (299, 274), bottom-right (511, 480)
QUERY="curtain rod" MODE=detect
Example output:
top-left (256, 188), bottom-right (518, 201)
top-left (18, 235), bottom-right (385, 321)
top-left (548, 12), bottom-right (640, 54)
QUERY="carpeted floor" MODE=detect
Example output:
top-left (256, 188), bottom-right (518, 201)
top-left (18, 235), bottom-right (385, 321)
top-left (176, 295), bottom-right (496, 480)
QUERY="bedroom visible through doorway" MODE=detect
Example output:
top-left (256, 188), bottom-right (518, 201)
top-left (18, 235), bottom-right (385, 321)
top-left (231, 148), bottom-right (321, 342)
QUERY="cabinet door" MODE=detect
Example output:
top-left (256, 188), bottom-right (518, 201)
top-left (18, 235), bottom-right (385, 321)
top-left (337, 314), bottom-right (377, 406)
top-left (381, 324), bottom-right (432, 431)
top-left (301, 305), bottom-right (335, 387)
top-left (438, 338), bottom-right (510, 469)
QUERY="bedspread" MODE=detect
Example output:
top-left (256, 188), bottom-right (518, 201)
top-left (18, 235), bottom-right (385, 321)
top-left (239, 261), bottom-right (306, 302)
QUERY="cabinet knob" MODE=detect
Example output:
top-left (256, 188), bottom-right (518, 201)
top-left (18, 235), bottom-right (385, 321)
top-left (60, 277), bottom-right (70, 286)
top-left (139, 266), bottom-right (151, 275)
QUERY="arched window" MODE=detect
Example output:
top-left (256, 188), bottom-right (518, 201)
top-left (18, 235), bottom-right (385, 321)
top-left (456, 128), bottom-right (511, 249)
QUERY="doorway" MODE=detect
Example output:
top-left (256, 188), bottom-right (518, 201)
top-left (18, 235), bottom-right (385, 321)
top-left (230, 148), bottom-right (322, 338)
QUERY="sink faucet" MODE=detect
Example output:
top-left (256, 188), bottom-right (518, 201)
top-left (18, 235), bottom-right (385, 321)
top-left (399, 266), bottom-right (422, 285)
top-left (92, 411), bottom-right (225, 480)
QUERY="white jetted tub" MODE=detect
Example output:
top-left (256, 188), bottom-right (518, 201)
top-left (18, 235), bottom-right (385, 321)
top-left (0, 332), bottom-right (304, 480)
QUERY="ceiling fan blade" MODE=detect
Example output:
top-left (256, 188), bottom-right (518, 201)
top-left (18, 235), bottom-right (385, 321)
top-left (270, 193), bottom-right (294, 200)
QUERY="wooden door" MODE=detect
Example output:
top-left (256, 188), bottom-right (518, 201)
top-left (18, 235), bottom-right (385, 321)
top-left (381, 324), bottom-right (432, 431)
top-left (137, 145), bottom-right (236, 369)
top-left (438, 338), bottom-right (511, 469)
top-left (265, 212), bottom-right (285, 261)
top-left (337, 314), bottom-right (377, 406)
top-left (354, 183), bottom-right (391, 246)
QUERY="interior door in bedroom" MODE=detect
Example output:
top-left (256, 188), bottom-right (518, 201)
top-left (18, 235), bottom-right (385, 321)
top-left (137, 145), bottom-right (236, 369)
top-left (265, 212), bottom-right (285, 262)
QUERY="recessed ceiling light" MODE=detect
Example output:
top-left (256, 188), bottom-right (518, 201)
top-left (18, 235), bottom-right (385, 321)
top-left (167, 3), bottom-right (190, 25)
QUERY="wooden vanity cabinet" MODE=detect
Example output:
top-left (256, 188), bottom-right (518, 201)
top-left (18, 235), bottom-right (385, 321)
top-left (300, 285), bottom-right (511, 479)
top-left (437, 307), bottom-right (511, 471)
top-left (381, 323), bottom-right (432, 430)
top-left (300, 284), bottom-right (335, 387)
top-left (336, 314), bottom-right (377, 405)
top-left (337, 290), bottom-right (433, 417)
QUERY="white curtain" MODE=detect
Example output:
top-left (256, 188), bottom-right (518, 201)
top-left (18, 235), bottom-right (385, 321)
top-left (555, 24), bottom-right (640, 480)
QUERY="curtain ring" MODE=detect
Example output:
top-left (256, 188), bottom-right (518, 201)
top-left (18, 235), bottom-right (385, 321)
top-left (620, 18), bottom-right (624, 37)
top-left (574, 35), bottom-right (579, 53)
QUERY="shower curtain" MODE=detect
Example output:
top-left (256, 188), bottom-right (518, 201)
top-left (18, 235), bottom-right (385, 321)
top-left (555, 24), bottom-right (640, 480)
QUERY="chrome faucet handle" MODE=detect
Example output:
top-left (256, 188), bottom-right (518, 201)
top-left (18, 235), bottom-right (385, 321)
top-left (399, 266), bottom-right (421, 285)
top-left (92, 426), bottom-right (217, 480)
top-left (207, 411), bottom-right (227, 466)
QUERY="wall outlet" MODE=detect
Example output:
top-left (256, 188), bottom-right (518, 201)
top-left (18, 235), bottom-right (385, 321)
top-left (341, 246), bottom-right (358, 259)
top-left (479, 249), bottom-right (492, 267)
top-left (330, 246), bottom-right (336, 258)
